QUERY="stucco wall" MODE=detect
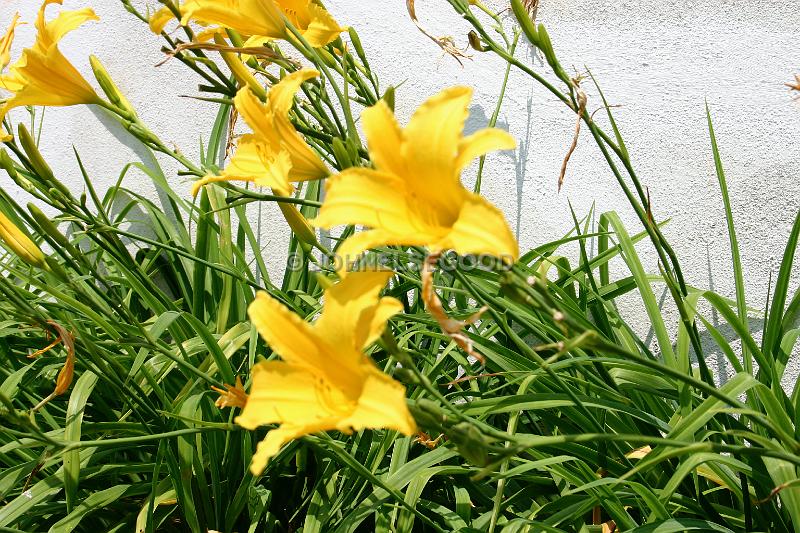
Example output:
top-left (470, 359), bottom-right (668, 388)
top-left (2, 1), bottom-right (800, 383)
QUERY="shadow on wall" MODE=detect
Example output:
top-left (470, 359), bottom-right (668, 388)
top-left (88, 105), bottom-right (184, 234)
top-left (465, 96), bottom-right (533, 241)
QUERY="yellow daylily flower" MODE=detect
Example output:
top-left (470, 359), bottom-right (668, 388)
top-left (1, 13), bottom-right (22, 71)
top-left (180, 0), bottom-right (343, 48)
top-left (312, 86), bottom-right (520, 268)
top-left (191, 69), bottom-right (328, 196)
top-left (238, 271), bottom-right (416, 474)
top-left (0, 0), bottom-right (100, 141)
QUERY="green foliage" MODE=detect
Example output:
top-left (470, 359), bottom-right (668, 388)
top-left (0, 2), bottom-right (798, 532)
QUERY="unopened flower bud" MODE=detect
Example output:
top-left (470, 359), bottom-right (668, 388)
top-left (392, 368), bottom-right (421, 386)
top-left (17, 125), bottom-right (71, 199)
top-left (382, 86), bottom-right (396, 112)
top-left (316, 47), bottom-right (339, 70)
top-left (535, 24), bottom-right (569, 84)
top-left (347, 28), bottom-right (370, 68)
top-left (0, 149), bottom-right (36, 195)
top-left (0, 208), bottom-right (46, 268)
top-left (28, 203), bottom-right (81, 261)
top-left (409, 402), bottom-right (447, 430)
top-left (89, 55), bottom-right (137, 119)
top-left (448, 422), bottom-right (490, 466)
top-left (511, 0), bottom-right (540, 47)
top-left (276, 195), bottom-right (318, 250)
top-left (332, 137), bottom-right (353, 169)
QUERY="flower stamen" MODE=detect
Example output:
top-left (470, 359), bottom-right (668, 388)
top-left (212, 376), bottom-right (248, 409)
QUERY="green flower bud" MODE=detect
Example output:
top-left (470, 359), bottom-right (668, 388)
top-left (17, 125), bottom-right (73, 199)
top-left (89, 55), bottom-right (137, 119)
top-left (511, 0), bottom-right (540, 47)
top-left (0, 149), bottom-right (36, 195)
top-left (382, 86), bottom-right (396, 112)
top-left (448, 422), bottom-right (490, 466)
top-left (332, 137), bottom-right (353, 169)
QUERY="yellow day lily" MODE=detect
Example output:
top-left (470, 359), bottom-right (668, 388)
top-left (312, 86), bottom-right (520, 268)
top-left (178, 0), bottom-right (343, 48)
top-left (0, 0), bottom-right (100, 141)
top-left (238, 271), bottom-right (416, 474)
top-left (192, 68), bottom-right (328, 196)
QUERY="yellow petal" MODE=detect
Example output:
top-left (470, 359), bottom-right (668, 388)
top-left (443, 193), bottom-right (519, 262)
top-left (234, 86), bottom-right (272, 139)
top-left (190, 174), bottom-right (246, 197)
top-left (34, 0), bottom-right (61, 42)
top-left (242, 34), bottom-right (275, 48)
top-left (235, 361), bottom-right (350, 430)
top-left (297, 1), bottom-right (344, 47)
top-left (267, 69), bottom-right (319, 117)
top-left (456, 128), bottom-right (516, 172)
top-left (363, 297), bottom-right (405, 348)
top-left (337, 367), bottom-right (417, 436)
top-left (361, 100), bottom-right (406, 176)
top-left (149, 5), bottom-right (177, 34)
top-left (335, 229), bottom-right (436, 274)
top-left (311, 168), bottom-right (414, 232)
top-left (247, 291), bottom-right (323, 369)
top-left (39, 7), bottom-right (98, 48)
top-left (402, 86), bottom-right (471, 189)
top-left (181, 0), bottom-right (284, 39)
top-left (1, 13), bottom-right (22, 71)
top-left (249, 421), bottom-right (331, 475)
top-left (194, 26), bottom-right (222, 43)
top-left (314, 271), bottom-right (402, 350)
top-left (272, 113), bottom-right (329, 180)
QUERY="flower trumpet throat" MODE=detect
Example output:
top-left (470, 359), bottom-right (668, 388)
top-left (0, 0), bottom-right (102, 141)
top-left (238, 271), bottom-right (416, 475)
top-left (312, 86), bottom-right (520, 270)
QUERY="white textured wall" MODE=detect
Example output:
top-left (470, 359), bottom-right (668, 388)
top-left (2, 1), bottom-right (800, 383)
